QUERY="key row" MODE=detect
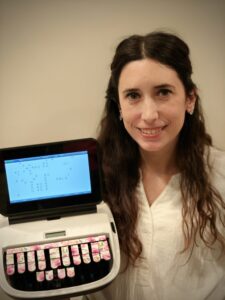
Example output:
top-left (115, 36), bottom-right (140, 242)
top-left (36, 267), bottom-right (75, 282)
top-left (6, 240), bottom-right (111, 276)
top-left (6, 234), bottom-right (107, 254)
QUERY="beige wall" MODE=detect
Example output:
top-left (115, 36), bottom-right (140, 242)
top-left (0, 0), bottom-right (225, 150)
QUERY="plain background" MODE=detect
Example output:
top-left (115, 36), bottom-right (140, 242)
top-left (0, 0), bottom-right (224, 299)
top-left (0, 0), bottom-right (225, 150)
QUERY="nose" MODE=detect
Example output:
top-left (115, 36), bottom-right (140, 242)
top-left (141, 98), bottom-right (159, 122)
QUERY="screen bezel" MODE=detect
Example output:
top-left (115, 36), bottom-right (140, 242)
top-left (0, 138), bottom-right (102, 218)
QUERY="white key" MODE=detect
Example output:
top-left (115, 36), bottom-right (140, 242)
top-left (57, 268), bottom-right (66, 279)
top-left (61, 246), bottom-right (69, 257)
top-left (81, 243), bottom-right (89, 255)
top-left (83, 253), bottom-right (91, 264)
top-left (17, 252), bottom-right (25, 264)
top-left (71, 245), bottom-right (79, 256)
top-left (62, 255), bottom-right (71, 266)
top-left (50, 258), bottom-right (61, 269)
top-left (92, 252), bottom-right (101, 263)
top-left (27, 251), bottom-right (35, 262)
top-left (36, 271), bottom-right (45, 282)
top-left (66, 267), bottom-right (75, 278)
top-left (28, 261), bottom-right (36, 272)
top-left (6, 254), bottom-right (14, 265)
top-left (18, 263), bottom-right (26, 274)
top-left (38, 260), bottom-right (46, 271)
top-left (49, 247), bottom-right (60, 259)
top-left (45, 270), bottom-right (54, 281)
top-left (37, 250), bottom-right (45, 261)
top-left (6, 265), bottom-right (15, 276)
top-left (72, 255), bottom-right (81, 265)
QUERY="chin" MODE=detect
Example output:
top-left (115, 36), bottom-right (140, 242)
top-left (138, 142), bottom-right (163, 153)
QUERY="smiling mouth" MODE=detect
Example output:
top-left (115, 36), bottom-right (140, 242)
top-left (137, 127), bottom-right (165, 136)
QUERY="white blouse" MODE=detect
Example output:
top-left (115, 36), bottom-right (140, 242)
top-left (85, 147), bottom-right (225, 300)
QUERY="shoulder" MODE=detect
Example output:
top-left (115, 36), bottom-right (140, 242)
top-left (209, 146), bottom-right (225, 173)
top-left (208, 146), bottom-right (225, 195)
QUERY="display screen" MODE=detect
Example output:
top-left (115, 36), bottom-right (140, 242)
top-left (4, 151), bottom-right (91, 204)
top-left (0, 138), bottom-right (101, 220)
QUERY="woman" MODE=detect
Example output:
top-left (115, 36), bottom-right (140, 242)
top-left (85, 31), bottom-right (225, 299)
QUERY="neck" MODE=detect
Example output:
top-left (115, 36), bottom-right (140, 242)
top-left (140, 145), bottom-right (178, 176)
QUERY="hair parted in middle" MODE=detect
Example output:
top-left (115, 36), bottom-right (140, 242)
top-left (98, 31), bottom-right (225, 266)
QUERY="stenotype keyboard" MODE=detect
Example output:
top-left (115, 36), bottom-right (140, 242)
top-left (5, 234), bottom-right (111, 289)
top-left (0, 139), bottom-right (120, 299)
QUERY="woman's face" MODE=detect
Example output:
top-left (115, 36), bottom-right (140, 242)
top-left (118, 58), bottom-right (195, 155)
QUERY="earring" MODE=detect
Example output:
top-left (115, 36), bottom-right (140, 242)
top-left (188, 107), bottom-right (194, 115)
top-left (119, 110), bottom-right (123, 121)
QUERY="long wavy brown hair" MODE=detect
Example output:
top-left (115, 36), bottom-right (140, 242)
top-left (98, 31), bottom-right (225, 265)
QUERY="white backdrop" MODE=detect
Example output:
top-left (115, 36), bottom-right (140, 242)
top-left (0, 0), bottom-right (225, 150)
top-left (0, 0), bottom-right (225, 299)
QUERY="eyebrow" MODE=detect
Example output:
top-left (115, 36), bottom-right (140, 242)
top-left (121, 88), bottom-right (140, 95)
top-left (121, 84), bottom-right (175, 94)
top-left (154, 84), bottom-right (175, 90)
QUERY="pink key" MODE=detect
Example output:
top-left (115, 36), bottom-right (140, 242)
top-left (18, 263), bottom-right (26, 274)
top-left (36, 271), bottom-right (45, 282)
top-left (81, 243), bottom-right (91, 263)
top-left (27, 251), bottom-right (35, 262)
top-left (100, 250), bottom-right (111, 260)
top-left (37, 250), bottom-right (45, 261)
top-left (17, 252), bottom-right (25, 264)
top-left (62, 255), bottom-right (71, 267)
top-left (71, 245), bottom-right (81, 265)
top-left (45, 270), bottom-right (54, 281)
top-left (61, 246), bottom-right (70, 266)
top-left (6, 265), bottom-right (15, 276)
top-left (92, 252), bottom-right (101, 263)
top-left (71, 245), bottom-right (79, 256)
top-left (81, 244), bottom-right (89, 255)
top-left (66, 267), bottom-right (75, 278)
top-left (49, 248), bottom-right (60, 259)
top-left (82, 253), bottom-right (91, 264)
top-left (99, 240), bottom-right (109, 250)
top-left (28, 262), bottom-right (36, 272)
top-left (27, 251), bottom-right (36, 271)
top-left (37, 249), bottom-right (46, 270)
top-left (72, 255), bottom-right (81, 265)
top-left (6, 254), bottom-right (14, 265)
top-left (99, 240), bottom-right (111, 260)
top-left (57, 268), bottom-right (66, 279)
top-left (91, 242), bottom-right (99, 253)
top-left (91, 242), bottom-right (100, 262)
top-left (38, 260), bottom-right (46, 271)
top-left (61, 246), bottom-right (69, 257)
top-left (51, 258), bottom-right (61, 269)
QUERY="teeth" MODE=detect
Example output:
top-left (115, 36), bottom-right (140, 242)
top-left (140, 128), bottom-right (162, 135)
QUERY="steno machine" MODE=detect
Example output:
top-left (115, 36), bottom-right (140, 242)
top-left (0, 138), bottom-right (120, 299)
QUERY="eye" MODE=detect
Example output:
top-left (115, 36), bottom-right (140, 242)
top-left (157, 88), bottom-right (172, 98)
top-left (125, 91), bottom-right (141, 101)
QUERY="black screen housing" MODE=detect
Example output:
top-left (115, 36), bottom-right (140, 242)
top-left (0, 138), bottom-right (102, 223)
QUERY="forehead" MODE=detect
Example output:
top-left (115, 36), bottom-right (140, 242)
top-left (118, 58), bottom-right (182, 89)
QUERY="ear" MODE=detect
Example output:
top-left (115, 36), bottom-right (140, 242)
top-left (186, 90), bottom-right (197, 115)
